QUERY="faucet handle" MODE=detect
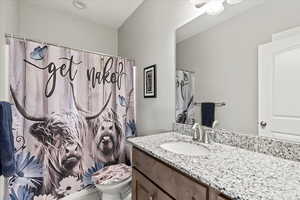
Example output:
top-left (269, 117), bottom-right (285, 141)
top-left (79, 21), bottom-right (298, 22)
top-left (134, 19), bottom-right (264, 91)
top-left (192, 123), bottom-right (201, 141)
top-left (212, 120), bottom-right (219, 129)
top-left (192, 123), bottom-right (200, 130)
top-left (203, 130), bottom-right (211, 144)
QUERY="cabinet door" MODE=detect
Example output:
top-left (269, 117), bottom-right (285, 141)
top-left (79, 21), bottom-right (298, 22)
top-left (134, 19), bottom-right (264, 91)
top-left (133, 148), bottom-right (207, 200)
top-left (209, 188), bottom-right (231, 200)
top-left (132, 168), bottom-right (173, 200)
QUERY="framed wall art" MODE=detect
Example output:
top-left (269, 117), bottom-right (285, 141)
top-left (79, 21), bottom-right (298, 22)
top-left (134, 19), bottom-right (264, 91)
top-left (144, 65), bottom-right (157, 98)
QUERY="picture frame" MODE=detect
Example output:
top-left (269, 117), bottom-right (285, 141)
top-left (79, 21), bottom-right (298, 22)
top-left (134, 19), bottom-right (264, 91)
top-left (144, 65), bottom-right (157, 98)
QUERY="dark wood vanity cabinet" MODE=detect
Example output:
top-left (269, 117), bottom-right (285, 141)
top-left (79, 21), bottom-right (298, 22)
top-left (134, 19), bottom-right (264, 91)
top-left (133, 168), bottom-right (173, 200)
top-left (132, 147), bottom-right (231, 200)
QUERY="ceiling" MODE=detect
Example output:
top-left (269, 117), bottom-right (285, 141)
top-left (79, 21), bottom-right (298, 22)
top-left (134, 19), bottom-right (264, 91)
top-left (176, 0), bottom-right (265, 43)
top-left (22, 0), bottom-right (145, 29)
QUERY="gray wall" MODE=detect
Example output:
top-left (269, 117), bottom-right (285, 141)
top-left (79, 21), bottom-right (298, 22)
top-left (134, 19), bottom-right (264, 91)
top-left (118, 0), bottom-right (201, 135)
top-left (19, 1), bottom-right (118, 55)
top-left (0, 0), bottom-right (19, 101)
top-left (176, 0), bottom-right (300, 135)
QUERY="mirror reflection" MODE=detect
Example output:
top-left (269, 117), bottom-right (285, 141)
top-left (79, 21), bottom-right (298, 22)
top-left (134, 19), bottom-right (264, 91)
top-left (176, 0), bottom-right (300, 142)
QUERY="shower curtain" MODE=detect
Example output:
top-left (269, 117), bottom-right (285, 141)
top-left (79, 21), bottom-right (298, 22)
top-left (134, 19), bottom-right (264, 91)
top-left (5, 38), bottom-right (136, 200)
top-left (175, 70), bottom-right (195, 125)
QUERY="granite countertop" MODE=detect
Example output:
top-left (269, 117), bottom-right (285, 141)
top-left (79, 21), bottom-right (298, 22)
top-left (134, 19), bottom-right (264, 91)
top-left (127, 132), bottom-right (300, 200)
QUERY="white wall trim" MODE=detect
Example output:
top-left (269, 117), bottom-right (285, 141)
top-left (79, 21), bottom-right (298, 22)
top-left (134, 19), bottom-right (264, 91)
top-left (272, 26), bottom-right (300, 41)
top-left (2, 44), bottom-right (9, 101)
top-left (0, 177), bottom-right (4, 200)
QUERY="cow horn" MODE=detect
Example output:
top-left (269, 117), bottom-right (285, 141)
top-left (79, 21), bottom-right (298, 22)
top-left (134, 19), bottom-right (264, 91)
top-left (70, 83), bottom-right (90, 113)
top-left (85, 92), bottom-right (112, 120)
top-left (10, 85), bottom-right (46, 122)
top-left (69, 82), bottom-right (112, 120)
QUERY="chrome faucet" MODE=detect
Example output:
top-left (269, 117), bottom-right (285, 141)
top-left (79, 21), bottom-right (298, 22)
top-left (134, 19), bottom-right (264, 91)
top-left (192, 123), bottom-right (201, 141)
top-left (192, 123), bottom-right (210, 144)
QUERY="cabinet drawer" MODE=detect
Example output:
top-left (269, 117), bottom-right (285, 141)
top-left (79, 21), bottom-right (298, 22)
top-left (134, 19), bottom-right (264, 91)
top-left (132, 168), bottom-right (173, 200)
top-left (133, 147), bottom-right (207, 200)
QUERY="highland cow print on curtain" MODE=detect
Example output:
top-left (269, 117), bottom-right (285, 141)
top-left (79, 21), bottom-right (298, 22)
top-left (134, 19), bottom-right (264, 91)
top-left (6, 38), bottom-right (136, 200)
top-left (175, 70), bottom-right (195, 125)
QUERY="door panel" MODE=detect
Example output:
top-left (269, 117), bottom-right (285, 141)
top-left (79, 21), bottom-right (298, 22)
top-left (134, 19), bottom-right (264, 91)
top-left (259, 35), bottom-right (300, 141)
top-left (273, 47), bottom-right (300, 117)
top-left (132, 168), bottom-right (173, 200)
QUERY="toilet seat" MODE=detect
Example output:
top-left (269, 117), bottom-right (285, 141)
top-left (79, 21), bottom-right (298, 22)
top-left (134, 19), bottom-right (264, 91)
top-left (93, 164), bottom-right (132, 200)
top-left (95, 176), bottom-right (131, 191)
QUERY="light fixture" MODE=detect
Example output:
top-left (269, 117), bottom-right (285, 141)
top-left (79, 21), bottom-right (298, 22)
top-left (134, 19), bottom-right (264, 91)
top-left (191, 0), bottom-right (244, 16)
top-left (190, 0), bottom-right (207, 8)
top-left (205, 1), bottom-right (225, 16)
top-left (226, 0), bottom-right (244, 5)
top-left (72, 0), bottom-right (87, 10)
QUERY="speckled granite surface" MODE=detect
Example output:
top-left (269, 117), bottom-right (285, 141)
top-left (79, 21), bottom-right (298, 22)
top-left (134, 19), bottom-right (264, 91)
top-left (173, 123), bottom-right (300, 162)
top-left (128, 132), bottom-right (300, 200)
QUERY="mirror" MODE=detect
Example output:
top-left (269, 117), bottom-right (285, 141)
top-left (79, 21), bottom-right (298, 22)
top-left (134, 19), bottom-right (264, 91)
top-left (175, 0), bottom-right (300, 142)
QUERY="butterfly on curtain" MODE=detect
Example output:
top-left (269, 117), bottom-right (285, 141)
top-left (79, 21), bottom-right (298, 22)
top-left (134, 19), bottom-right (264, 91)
top-left (118, 95), bottom-right (127, 107)
top-left (30, 46), bottom-right (48, 60)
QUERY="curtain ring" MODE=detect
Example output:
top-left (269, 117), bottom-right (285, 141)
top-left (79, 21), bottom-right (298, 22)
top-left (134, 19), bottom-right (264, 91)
top-left (10, 34), bottom-right (14, 42)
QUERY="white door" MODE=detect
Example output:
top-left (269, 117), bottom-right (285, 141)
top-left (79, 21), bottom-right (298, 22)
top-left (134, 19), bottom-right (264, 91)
top-left (259, 35), bottom-right (300, 141)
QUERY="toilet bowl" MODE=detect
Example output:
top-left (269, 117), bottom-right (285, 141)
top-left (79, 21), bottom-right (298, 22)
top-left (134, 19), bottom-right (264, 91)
top-left (92, 164), bottom-right (132, 200)
top-left (95, 177), bottom-right (131, 200)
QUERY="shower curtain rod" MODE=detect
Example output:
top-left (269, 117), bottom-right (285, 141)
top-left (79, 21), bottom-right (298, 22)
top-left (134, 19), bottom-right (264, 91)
top-left (5, 33), bottom-right (136, 63)
top-left (177, 68), bottom-right (195, 74)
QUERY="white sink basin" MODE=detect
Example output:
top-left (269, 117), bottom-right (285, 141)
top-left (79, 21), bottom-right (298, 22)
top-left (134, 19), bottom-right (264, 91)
top-left (160, 142), bottom-right (209, 156)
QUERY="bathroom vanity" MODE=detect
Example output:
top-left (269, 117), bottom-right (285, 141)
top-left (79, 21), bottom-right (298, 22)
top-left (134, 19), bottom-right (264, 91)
top-left (132, 147), bottom-right (229, 200)
top-left (128, 132), bottom-right (300, 200)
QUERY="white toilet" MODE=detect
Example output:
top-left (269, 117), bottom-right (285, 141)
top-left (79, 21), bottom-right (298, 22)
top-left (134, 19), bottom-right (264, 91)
top-left (92, 164), bottom-right (132, 200)
top-left (95, 177), bottom-right (131, 200)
